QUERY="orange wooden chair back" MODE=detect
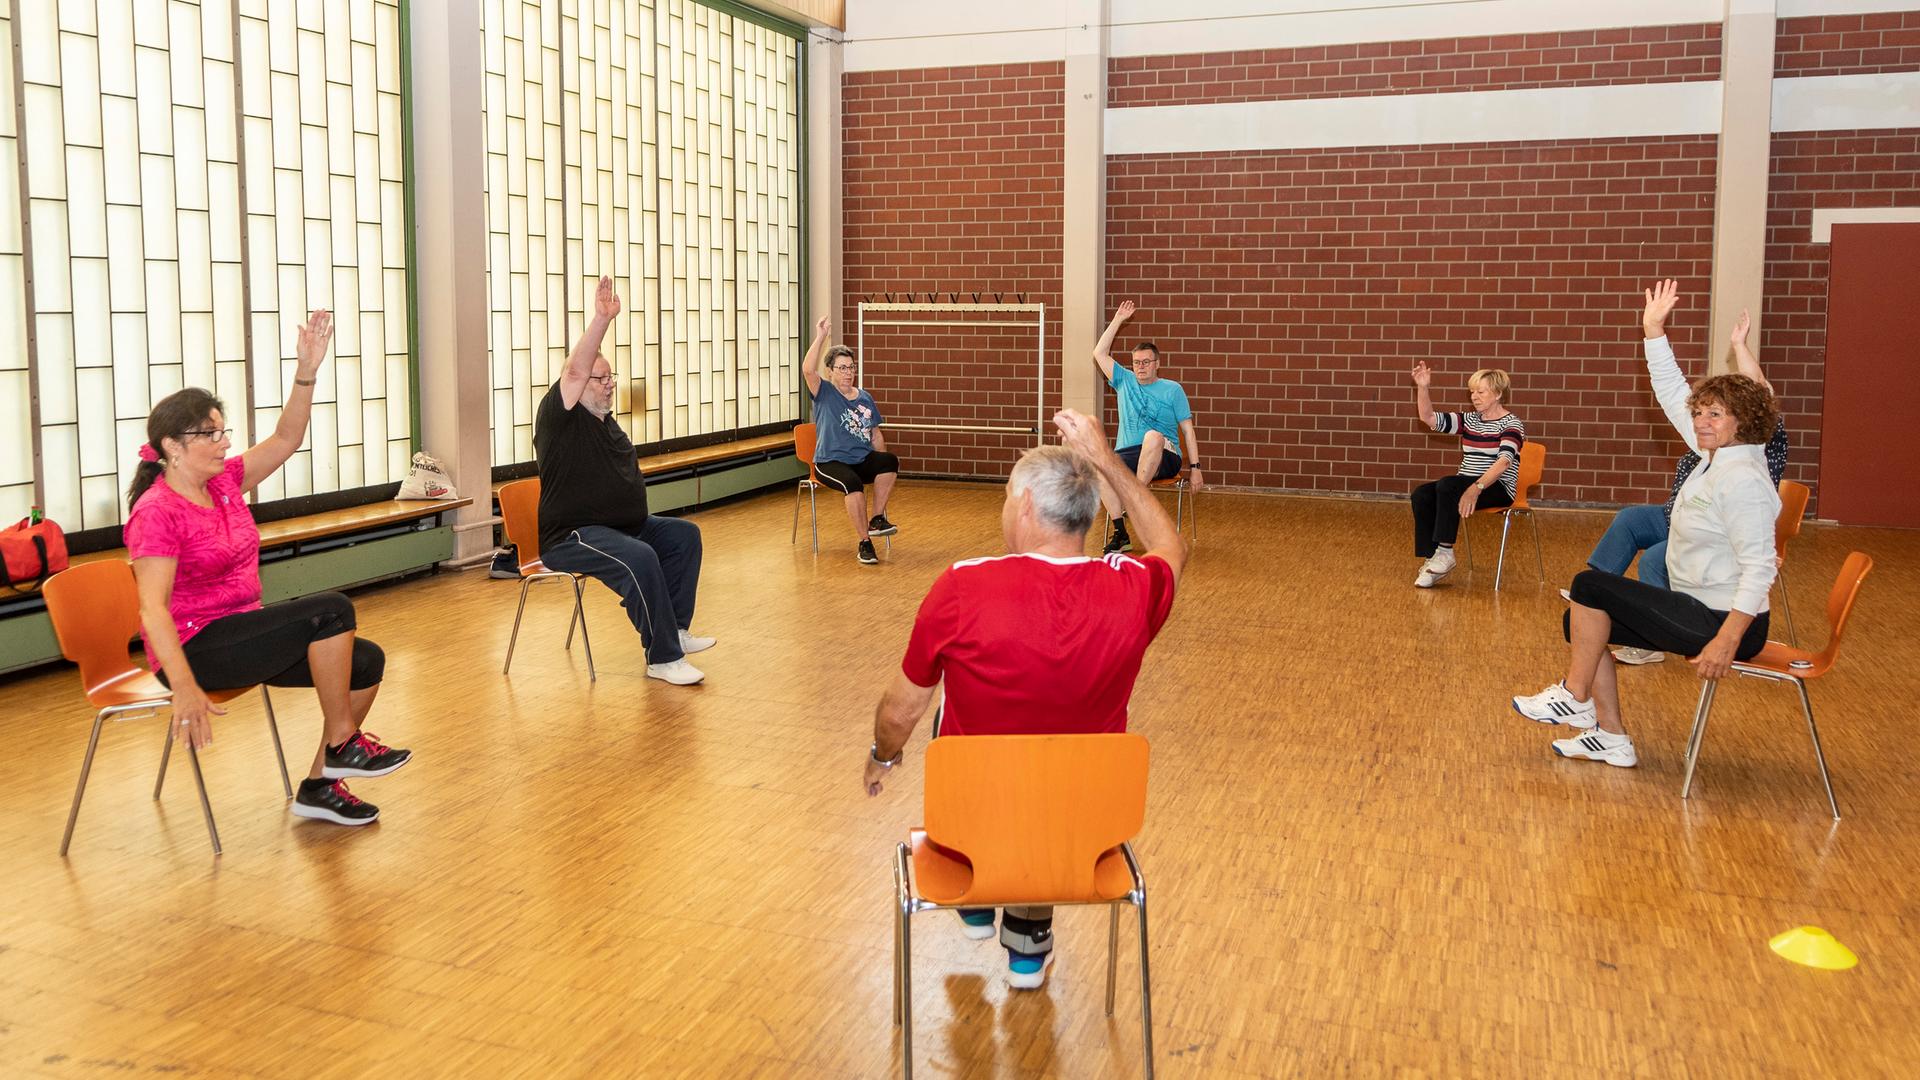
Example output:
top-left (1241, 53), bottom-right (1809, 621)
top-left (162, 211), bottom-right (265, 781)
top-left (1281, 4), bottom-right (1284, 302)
top-left (498, 478), bottom-right (545, 571)
top-left (1776, 480), bottom-right (1811, 560)
top-left (43, 560), bottom-right (148, 703)
top-left (1811, 551), bottom-right (1873, 670)
top-left (794, 423), bottom-right (822, 485)
top-left (923, 733), bottom-right (1149, 906)
top-left (1508, 441), bottom-right (1546, 510)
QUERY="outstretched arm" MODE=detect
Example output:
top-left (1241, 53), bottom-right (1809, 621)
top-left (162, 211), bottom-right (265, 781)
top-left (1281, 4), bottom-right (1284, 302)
top-left (1056, 409), bottom-right (1186, 582)
top-left (802, 315), bottom-right (829, 398)
top-left (1410, 362), bottom-right (1437, 428)
top-left (558, 275), bottom-right (620, 410)
top-left (242, 309), bottom-right (332, 493)
top-left (1641, 279), bottom-right (1700, 453)
top-left (1092, 300), bottom-right (1135, 382)
top-left (1727, 309), bottom-right (1772, 393)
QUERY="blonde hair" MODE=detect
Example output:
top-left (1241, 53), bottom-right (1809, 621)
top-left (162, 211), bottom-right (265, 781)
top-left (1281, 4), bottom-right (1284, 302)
top-left (1469, 368), bottom-right (1511, 404)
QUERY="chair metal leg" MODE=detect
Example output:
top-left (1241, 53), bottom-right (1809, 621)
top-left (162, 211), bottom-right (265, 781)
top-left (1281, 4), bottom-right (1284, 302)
top-left (503, 576), bottom-right (535, 675)
top-left (565, 596), bottom-right (579, 649)
top-left (572, 579), bottom-right (596, 682)
top-left (186, 741), bottom-right (221, 856)
top-left (1681, 679), bottom-right (1719, 799)
top-left (1778, 565), bottom-right (1798, 646)
top-left (59, 711), bottom-right (110, 856)
top-left (1530, 509), bottom-right (1546, 583)
top-left (1136, 893), bottom-right (1155, 1077)
top-left (1494, 511), bottom-right (1515, 591)
top-left (1794, 678), bottom-right (1841, 820)
top-left (898, 890), bottom-right (914, 1075)
top-left (263, 687), bottom-right (292, 799)
top-left (1106, 901), bottom-right (1121, 1016)
top-left (155, 712), bottom-right (175, 798)
top-left (792, 481), bottom-right (803, 545)
top-left (809, 484), bottom-right (819, 553)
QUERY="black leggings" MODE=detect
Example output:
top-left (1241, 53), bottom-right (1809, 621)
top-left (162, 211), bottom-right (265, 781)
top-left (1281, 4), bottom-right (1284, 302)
top-left (1410, 474), bottom-right (1514, 557)
top-left (160, 592), bottom-right (386, 692)
top-left (1564, 570), bottom-right (1770, 659)
top-left (816, 451), bottom-right (900, 494)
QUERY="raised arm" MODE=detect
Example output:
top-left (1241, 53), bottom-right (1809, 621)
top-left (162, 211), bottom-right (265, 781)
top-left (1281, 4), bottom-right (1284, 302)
top-left (1055, 408), bottom-right (1186, 582)
top-left (1092, 300), bottom-right (1135, 382)
top-left (1727, 309), bottom-right (1772, 393)
top-left (131, 557), bottom-right (224, 750)
top-left (801, 315), bottom-right (830, 398)
top-left (242, 309), bottom-right (332, 493)
top-left (1410, 361), bottom-right (1437, 428)
top-left (558, 275), bottom-right (620, 410)
top-left (1641, 279), bottom-right (1699, 452)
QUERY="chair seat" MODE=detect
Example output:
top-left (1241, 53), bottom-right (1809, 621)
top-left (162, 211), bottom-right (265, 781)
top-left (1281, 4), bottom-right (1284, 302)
top-left (909, 828), bottom-right (1135, 907)
top-left (1739, 640), bottom-right (1833, 679)
top-left (1149, 472), bottom-right (1189, 489)
top-left (84, 668), bottom-right (172, 710)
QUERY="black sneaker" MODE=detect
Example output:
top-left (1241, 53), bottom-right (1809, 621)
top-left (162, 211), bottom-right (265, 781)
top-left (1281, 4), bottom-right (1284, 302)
top-left (868, 514), bottom-right (899, 537)
top-left (489, 547), bottom-right (520, 579)
top-left (292, 778), bottom-right (380, 826)
top-left (322, 730), bottom-right (413, 779)
top-left (857, 539), bottom-right (879, 565)
top-left (1102, 518), bottom-right (1131, 555)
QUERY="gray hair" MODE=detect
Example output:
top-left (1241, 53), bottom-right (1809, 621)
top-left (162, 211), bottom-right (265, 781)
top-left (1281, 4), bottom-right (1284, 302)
top-left (1009, 445), bottom-right (1100, 537)
top-left (824, 345), bottom-right (856, 370)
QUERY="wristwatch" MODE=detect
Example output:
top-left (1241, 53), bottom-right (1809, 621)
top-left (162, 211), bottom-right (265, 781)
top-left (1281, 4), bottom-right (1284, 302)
top-left (869, 743), bottom-right (903, 769)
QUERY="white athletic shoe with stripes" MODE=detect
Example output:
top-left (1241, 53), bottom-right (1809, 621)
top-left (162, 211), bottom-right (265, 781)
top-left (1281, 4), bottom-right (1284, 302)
top-left (1552, 728), bottom-right (1638, 768)
top-left (1511, 681), bottom-right (1597, 728)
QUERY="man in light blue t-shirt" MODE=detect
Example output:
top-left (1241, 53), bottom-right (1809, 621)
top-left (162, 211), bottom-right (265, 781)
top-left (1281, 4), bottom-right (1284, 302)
top-left (1091, 301), bottom-right (1205, 554)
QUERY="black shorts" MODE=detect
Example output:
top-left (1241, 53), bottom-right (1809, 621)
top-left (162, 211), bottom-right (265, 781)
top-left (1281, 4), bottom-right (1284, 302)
top-left (158, 592), bottom-right (386, 693)
top-left (1564, 570), bottom-right (1770, 660)
top-left (816, 451), bottom-right (900, 494)
top-left (1116, 443), bottom-right (1182, 481)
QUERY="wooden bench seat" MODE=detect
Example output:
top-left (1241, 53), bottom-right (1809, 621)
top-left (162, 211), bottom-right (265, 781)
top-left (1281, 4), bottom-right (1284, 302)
top-left (490, 431), bottom-right (797, 499)
top-left (67, 497), bottom-right (476, 569)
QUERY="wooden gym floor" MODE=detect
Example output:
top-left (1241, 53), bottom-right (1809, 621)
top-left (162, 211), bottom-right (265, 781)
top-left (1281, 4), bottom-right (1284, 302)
top-left (1, 481), bottom-right (1917, 1078)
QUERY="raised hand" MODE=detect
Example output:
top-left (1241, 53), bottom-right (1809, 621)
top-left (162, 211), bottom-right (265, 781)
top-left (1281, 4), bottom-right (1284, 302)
top-left (594, 275), bottom-right (621, 320)
top-left (1642, 279), bottom-right (1680, 336)
top-left (1410, 361), bottom-right (1432, 388)
top-left (294, 309), bottom-right (333, 379)
top-left (1053, 408), bottom-right (1108, 459)
top-left (1114, 300), bottom-right (1136, 322)
top-left (815, 315), bottom-right (831, 340)
top-left (1729, 308), bottom-right (1751, 348)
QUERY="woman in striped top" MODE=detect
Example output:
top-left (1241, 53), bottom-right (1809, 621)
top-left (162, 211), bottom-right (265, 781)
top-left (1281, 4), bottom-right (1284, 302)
top-left (1408, 364), bottom-right (1527, 588)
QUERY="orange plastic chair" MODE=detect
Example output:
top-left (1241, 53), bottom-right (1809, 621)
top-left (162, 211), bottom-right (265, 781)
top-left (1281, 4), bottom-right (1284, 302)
top-left (1773, 480), bottom-right (1812, 645)
top-left (1681, 551), bottom-right (1872, 820)
top-left (45, 560), bottom-right (289, 856)
top-left (892, 733), bottom-right (1153, 1078)
top-left (1461, 440), bottom-right (1546, 590)
top-left (791, 423), bottom-right (824, 552)
top-left (499, 477), bottom-right (595, 681)
top-left (1149, 467), bottom-right (1199, 544)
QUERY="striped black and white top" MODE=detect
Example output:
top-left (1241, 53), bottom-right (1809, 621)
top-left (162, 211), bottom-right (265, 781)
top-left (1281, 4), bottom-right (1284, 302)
top-left (1432, 410), bottom-right (1526, 498)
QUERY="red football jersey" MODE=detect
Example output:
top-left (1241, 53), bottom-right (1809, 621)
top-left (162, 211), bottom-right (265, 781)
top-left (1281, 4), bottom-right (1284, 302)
top-left (902, 552), bottom-right (1177, 735)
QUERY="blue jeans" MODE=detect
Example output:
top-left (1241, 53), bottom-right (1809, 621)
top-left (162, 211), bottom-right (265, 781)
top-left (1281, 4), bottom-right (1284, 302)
top-left (1587, 503), bottom-right (1669, 590)
top-left (541, 518), bottom-right (702, 664)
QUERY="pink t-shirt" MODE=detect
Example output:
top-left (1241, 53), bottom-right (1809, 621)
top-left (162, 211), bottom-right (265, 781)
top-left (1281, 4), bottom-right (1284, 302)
top-left (124, 456), bottom-right (263, 665)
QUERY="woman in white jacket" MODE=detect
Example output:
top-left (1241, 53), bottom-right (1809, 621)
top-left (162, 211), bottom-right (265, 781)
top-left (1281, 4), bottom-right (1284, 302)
top-left (1511, 280), bottom-right (1780, 767)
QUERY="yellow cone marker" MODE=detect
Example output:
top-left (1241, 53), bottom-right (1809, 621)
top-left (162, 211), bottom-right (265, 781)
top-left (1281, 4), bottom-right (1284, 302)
top-left (1769, 927), bottom-right (1858, 971)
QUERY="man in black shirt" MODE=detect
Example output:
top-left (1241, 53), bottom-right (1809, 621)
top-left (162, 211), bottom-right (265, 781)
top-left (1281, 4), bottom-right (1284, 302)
top-left (534, 276), bottom-right (712, 685)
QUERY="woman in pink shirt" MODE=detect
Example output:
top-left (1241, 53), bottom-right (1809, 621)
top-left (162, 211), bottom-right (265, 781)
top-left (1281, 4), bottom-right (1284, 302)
top-left (125, 310), bottom-right (410, 827)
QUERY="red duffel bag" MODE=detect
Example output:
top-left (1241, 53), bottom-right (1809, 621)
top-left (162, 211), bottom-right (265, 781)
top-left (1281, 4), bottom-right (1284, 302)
top-left (1, 512), bottom-right (69, 591)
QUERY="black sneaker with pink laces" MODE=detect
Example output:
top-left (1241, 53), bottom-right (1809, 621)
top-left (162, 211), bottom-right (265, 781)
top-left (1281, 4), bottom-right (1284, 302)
top-left (292, 778), bottom-right (380, 825)
top-left (321, 730), bottom-right (413, 779)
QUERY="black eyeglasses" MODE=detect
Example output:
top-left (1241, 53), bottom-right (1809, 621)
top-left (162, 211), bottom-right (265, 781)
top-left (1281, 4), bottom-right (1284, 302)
top-left (183, 428), bottom-right (233, 442)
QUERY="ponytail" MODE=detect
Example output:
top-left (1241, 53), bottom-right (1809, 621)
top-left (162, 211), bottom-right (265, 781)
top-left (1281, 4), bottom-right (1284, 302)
top-left (125, 458), bottom-right (165, 512)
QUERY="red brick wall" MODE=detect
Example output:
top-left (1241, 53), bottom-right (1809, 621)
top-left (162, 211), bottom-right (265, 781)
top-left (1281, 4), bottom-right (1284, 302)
top-left (1775, 11), bottom-right (1920, 77)
top-left (1108, 25), bottom-right (1721, 108)
top-left (841, 63), bottom-right (1063, 479)
top-left (1105, 137), bottom-right (1718, 504)
top-left (1762, 128), bottom-right (1920, 506)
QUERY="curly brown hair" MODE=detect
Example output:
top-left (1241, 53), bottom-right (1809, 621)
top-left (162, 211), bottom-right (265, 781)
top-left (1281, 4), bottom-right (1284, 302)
top-left (1687, 374), bottom-right (1777, 445)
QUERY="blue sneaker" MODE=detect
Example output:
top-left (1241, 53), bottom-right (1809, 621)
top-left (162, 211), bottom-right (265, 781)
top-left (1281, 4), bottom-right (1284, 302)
top-left (1006, 948), bottom-right (1054, 990)
top-left (956, 909), bottom-right (995, 941)
top-left (489, 547), bottom-right (520, 579)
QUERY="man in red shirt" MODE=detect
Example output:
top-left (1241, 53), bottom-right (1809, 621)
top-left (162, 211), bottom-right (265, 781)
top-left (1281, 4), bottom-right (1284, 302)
top-left (862, 408), bottom-right (1186, 989)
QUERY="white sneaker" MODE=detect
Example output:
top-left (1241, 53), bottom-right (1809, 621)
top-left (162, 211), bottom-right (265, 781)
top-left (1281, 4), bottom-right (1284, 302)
top-left (1511, 681), bottom-right (1597, 728)
top-left (955, 910), bottom-right (996, 941)
top-left (1415, 549), bottom-right (1456, 588)
top-left (645, 659), bottom-right (706, 685)
top-left (1552, 728), bottom-right (1638, 767)
top-left (678, 629), bottom-right (716, 654)
top-left (1611, 646), bottom-right (1666, 665)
